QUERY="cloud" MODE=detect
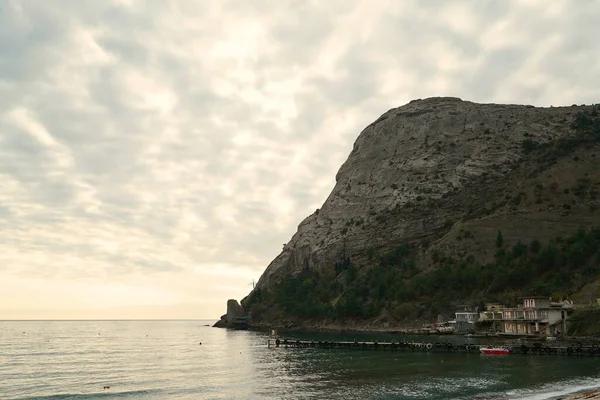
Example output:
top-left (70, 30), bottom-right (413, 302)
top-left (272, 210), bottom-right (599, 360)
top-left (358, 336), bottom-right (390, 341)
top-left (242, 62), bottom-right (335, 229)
top-left (1, 0), bottom-right (599, 319)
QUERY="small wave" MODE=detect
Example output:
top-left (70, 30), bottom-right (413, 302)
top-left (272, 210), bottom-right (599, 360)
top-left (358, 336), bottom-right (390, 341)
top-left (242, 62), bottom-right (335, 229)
top-left (12, 388), bottom-right (161, 400)
top-left (505, 377), bottom-right (600, 400)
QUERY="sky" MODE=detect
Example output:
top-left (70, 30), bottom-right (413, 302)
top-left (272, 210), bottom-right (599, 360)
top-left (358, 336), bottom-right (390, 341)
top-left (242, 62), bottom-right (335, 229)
top-left (1, 0), bottom-right (599, 320)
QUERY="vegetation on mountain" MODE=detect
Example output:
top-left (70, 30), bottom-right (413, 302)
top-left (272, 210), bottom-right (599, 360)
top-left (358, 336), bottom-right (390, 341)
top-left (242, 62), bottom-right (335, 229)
top-left (521, 105), bottom-right (600, 160)
top-left (247, 226), bottom-right (600, 322)
top-left (567, 307), bottom-right (600, 336)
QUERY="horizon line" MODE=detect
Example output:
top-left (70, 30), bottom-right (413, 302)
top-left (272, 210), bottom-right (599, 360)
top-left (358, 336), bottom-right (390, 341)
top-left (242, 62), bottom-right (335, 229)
top-left (0, 318), bottom-right (218, 321)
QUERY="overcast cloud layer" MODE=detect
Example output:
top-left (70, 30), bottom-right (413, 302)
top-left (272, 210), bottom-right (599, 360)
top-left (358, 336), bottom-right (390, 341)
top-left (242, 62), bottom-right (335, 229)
top-left (1, 0), bottom-right (599, 319)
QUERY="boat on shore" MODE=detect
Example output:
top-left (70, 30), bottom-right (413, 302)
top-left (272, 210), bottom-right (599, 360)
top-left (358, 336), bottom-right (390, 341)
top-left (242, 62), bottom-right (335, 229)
top-left (479, 346), bottom-right (510, 355)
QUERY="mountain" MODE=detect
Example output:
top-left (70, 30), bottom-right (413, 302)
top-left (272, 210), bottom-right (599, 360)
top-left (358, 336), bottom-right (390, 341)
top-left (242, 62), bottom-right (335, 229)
top-left (226, 97), bottom-right (600, 330)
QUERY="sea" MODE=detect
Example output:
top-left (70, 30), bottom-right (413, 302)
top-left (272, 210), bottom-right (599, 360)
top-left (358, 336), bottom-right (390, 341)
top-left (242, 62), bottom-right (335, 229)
top-left (1, 320), bottom-right (599, 400)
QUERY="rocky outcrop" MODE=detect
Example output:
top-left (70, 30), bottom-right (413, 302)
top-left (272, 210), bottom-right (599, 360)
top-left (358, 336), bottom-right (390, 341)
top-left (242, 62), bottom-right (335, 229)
top-left (212, 314), bottom-right (227, 328)
top-left (213, 299), bottom-right (246, 328)
top-left (246, 97), bottom-right (593, 298)
top-left (227, 299), bottom-right (245, 320)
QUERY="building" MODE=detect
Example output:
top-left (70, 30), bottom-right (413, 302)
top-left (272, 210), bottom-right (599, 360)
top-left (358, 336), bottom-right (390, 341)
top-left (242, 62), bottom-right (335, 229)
top-left (454, 305), bottom-right (479, 332)
top-left (479, 310), bottom-right (503, 321)
top-left (479, 304), bottom-right (504, 332)
top-left (501, 297), bottom-right (572, 336)
top-left (485, 303), bottom-right (505, 311)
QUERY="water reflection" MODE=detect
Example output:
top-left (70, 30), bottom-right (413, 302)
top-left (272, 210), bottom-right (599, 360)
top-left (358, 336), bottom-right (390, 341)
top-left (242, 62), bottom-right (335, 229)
top-left (0, 321), bottom-right (599, 400)
top-left (245, 330), bottom-right (600, 400)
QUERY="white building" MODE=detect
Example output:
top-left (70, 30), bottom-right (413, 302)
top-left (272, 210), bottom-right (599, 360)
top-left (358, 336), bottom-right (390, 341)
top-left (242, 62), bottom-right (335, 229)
top-left (454, 305), bottom-right (479, 332)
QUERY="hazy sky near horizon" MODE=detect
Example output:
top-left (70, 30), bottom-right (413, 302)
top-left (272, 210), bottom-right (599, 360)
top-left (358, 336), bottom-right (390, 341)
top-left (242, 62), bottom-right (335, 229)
top-left (1, 0), bottom-right (599, 319)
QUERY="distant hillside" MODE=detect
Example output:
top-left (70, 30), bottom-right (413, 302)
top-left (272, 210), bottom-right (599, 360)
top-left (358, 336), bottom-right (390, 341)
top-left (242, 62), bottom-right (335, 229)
top-left (240, 98), bottom-right (600, 329)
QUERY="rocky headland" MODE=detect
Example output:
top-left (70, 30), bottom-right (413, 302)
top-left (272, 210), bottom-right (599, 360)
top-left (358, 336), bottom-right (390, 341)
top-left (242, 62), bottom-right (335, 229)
top-left (216, 97), bottom-right (600, 332)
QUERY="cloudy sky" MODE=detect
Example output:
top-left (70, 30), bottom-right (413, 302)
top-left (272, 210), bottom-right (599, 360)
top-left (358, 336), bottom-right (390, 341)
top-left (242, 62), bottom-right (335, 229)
top-left (1, 0), bottom-right (599, 320)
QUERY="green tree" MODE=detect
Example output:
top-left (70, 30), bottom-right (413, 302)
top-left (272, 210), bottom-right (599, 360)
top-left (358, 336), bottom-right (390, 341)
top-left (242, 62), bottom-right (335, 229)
top-left (496, 230), bottom-right (504, 248)
top-left (522, 138), bottom-right (538, 154)
top-left (530, 239), bottom-right (541, 253)
top-left (477, 299), bottom-right (487, 312)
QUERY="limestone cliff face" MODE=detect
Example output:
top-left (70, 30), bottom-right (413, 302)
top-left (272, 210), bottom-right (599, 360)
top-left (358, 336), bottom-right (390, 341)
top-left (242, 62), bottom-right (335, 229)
top-left (250, 97), bottom-right (597, 297)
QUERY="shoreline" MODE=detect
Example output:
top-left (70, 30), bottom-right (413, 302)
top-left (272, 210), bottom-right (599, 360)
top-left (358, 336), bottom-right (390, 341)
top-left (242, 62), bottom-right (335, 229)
top-left (247, 321), bottom-right (433, 335)
top-left (560, 391), bottom-right (600, 399)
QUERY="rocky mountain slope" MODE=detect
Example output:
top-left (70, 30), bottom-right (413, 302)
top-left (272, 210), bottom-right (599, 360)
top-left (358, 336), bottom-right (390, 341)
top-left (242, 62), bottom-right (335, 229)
top-left (225, 97), bottom-right (600, 328)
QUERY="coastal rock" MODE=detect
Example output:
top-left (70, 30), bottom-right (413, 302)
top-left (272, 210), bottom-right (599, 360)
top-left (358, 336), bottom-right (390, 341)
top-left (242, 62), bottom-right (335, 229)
top-left (226, 299), bottom-right (245, 321)
top-left (213, 300), bottom-right (246, 328)
top-left (212, 314), bottom-right (228, 328)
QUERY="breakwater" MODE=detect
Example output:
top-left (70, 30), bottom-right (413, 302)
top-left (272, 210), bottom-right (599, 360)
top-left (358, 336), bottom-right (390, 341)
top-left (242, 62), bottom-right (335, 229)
top-left (268, 338), bottom-right (600, 356)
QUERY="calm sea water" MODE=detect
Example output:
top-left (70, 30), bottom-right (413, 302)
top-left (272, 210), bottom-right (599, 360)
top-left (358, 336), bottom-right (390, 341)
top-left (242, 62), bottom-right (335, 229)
top-left (1, 320), bottom-right (599, 400)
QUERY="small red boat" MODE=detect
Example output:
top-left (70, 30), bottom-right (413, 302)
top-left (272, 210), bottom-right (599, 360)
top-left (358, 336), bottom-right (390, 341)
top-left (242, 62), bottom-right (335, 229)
top-left (479, 346), bottom-right (510, 355)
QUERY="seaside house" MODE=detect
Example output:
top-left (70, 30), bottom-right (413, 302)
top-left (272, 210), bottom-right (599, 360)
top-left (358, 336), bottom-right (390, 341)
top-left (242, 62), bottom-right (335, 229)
top-left (454, 305), bottom-right (479, 332)
top-left (485, 303), bottom-right (506, 311)
top-left (501, 297), bottom-right (573, 336)
top-left (479, 303), bottom-right (505, 332)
